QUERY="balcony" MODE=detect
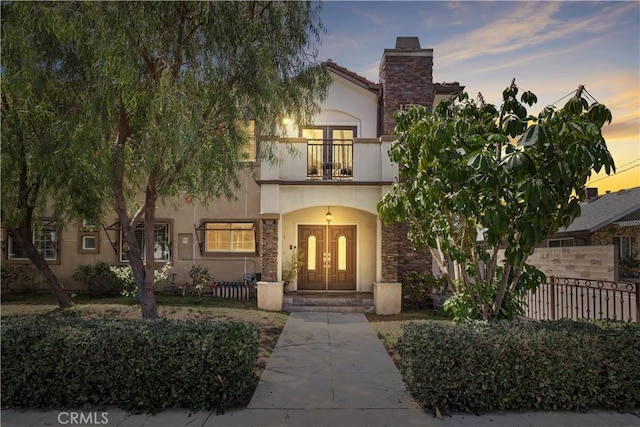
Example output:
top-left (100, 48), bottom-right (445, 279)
top-left (259, 137), bottom-right (397, 184)
top-left (307, 139), bottom-right (353, 180)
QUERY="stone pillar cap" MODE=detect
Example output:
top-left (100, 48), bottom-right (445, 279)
top-left (395, 36), bottom-right (421, 49)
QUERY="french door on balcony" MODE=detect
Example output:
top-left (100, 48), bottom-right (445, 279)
top-left (302, 126), bottom-right (355, 179)
top-left (297, 225), bottom-right (356, 291)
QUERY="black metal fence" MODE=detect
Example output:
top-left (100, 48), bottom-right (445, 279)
top-left (307, 139), bottom-right (353, 180)
top-left (524, 276), bottom-right (639, 323)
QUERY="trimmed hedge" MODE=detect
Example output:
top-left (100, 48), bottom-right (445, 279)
top-left (1, 316), bottom-right (259, 413)
top-left (398, 320), bottom-right (640, 413)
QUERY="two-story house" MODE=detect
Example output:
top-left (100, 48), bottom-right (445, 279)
top-left (2, 37), bottom-right (463, 294)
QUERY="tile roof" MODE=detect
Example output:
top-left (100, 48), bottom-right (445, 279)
top-left (434, 82), bottom-right (465, 94)
top-left (561, 186), bottom-right (640, 233)
top-left (323, 60), bottom-right (381, 94)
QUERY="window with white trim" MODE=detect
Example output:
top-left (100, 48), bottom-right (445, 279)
top-left (613, 236), bottom-right (632, 260)
top-left (205, 222), bottom-right (256, 253)
top-left (120, 222), bottom-right (171, 262)
top-left (547, 238), bottom-right (574, 248)
top-left (81, 235), bottom-right (97, 251)
top-left (78, 219), bottom-right (100, 254)
top-left (8, 221), bottom-right (58, 261)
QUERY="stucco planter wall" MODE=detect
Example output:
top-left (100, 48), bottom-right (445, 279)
top-left (373, 282), bottom-right (402, 315)
top-left (257, 281), bottom-right (284, 312)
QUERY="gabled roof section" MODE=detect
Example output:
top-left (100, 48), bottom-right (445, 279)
top-left (561, 187), bottom-right (640, 234)
top-left (323, 60), bottom-right (381, 95)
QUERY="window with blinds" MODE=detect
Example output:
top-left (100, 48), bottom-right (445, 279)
top-left (205, 222), bottom-right (256, 253)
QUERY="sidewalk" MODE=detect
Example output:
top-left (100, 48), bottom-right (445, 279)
top-left (2, 312), bottom-right (639, 426)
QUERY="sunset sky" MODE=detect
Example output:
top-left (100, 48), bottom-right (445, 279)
top-left (317, 1), bottom-right (640, 193)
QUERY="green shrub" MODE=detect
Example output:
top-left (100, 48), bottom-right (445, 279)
top-left (1, 264), bottom-right (38, 292)
top-left (282, 249), bottom-right (304, 292)
top-left (443, 265), bottom-right (545, 322)
top-left (398, 319), bottom-right (640, 414)
top-left (72, 262), bottom-right (124, 294)
top-left (110, 263), bottom-right (173, 297)
top-left (1, 316), bottom-right (259, 413)
top-left (188, 265), bottom-right (212, 297)
top-left (400, 271), bottom-right (449, 311)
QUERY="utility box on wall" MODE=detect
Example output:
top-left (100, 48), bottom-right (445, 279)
top-left (178, 233), bottom-right (193, 260)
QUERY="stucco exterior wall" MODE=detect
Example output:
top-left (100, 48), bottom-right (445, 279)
top-left (313, 72), bottom-right (378, 138)
top-left (279, 186), bottom-right (384, 216)
top-left (278, 72), bottom-right (378, 139)
top-left (2, 167), bottom-right (262, 291)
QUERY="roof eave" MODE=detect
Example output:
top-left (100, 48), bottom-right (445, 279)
top-left (323, 61), bottom-right (381, 95)
top-left (564, 206), bottom-right (640, 234)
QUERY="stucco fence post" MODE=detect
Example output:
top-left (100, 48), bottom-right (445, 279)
top-left (373, 282), bottom-right (402, 315)
top-left (257, 281), bottom-right (284, 312)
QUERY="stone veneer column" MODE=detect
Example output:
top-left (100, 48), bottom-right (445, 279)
top-left (260, 218), bottom-right (279, 282)
top-left (381, 223), bottom-right (400, 282)
top-left (382, 222), bottom-right (432, 282)
top-left (396, 223), bottom-right (432, 280)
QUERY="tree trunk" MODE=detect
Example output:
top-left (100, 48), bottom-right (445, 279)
top-left (139, 172), bottom-right (159, 319)
top-left (492, 262), bottom-right (512, 321)
top-left (121, 214), bottom-right (158, 319)
top-left (8, 227), bottom-right (73, 308)
top-left (111, 105), bottom-right (157, 319)
top-left (116, 211), bottom-right (155, 319)
top-left (139, 285), bottom-right (158, 319)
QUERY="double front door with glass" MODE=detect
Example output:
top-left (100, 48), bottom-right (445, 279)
top-left (297, 225), bottom-right (356, 290)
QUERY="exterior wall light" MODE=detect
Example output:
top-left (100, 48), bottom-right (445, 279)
top-left (325, 210), bottom-right (332, 224)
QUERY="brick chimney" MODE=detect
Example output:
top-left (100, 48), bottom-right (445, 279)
top-left (585, 187), bottom-right (599, 201)
top-left (379, 37), bottom-right (435, 282)
top-left (379, 37), bottom-right (434, 135)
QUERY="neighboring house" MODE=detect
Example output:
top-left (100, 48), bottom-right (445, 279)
top-left (1, 37), bottom-right (464, 292)
top-left (538, 186), bottom-right (640, 280)
top-left (544, 187), bottom-right (640, 251)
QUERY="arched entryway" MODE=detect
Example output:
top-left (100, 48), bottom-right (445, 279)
top-left (281, 206), bottom-right (377, 292)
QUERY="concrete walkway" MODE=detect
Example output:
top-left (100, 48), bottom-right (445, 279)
top-left (2, 312), bottom-right (639, 426)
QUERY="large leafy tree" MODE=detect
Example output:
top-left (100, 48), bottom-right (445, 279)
top-left (1, 3), bottom-right (107, 308)
top-left (378, 81), bottom-right (615, 321)
top-left (49, 1), bottom-right (330, 318)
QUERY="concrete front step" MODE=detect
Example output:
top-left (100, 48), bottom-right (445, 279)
top-left (283, 292), bottom-right (375, 313)
top-left (283, 305), bottom-right (372, 313)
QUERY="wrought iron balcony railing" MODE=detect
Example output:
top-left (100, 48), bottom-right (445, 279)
top-left (307, 139), bottom-right (353, 180)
